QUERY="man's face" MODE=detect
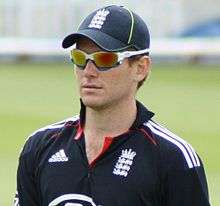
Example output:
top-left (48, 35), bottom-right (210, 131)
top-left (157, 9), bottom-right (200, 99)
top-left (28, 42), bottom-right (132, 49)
top-left (74, 38), bottom-right (140, 110)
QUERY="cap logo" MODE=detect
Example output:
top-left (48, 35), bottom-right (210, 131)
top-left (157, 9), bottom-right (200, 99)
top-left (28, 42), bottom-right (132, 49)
top-left (88, 9), bottom-right (110, 29)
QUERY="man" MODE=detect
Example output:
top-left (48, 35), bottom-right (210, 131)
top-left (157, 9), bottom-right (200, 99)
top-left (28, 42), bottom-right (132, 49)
top-left (14, 5), bottom-right (210, 206)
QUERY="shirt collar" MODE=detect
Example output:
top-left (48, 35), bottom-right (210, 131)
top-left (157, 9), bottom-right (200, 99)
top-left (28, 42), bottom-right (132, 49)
top-left (130, 100), bottom-right (154, 129)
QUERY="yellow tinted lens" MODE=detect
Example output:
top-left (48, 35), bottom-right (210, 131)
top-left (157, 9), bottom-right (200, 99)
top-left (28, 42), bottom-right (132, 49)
top-left (94, 52), bottom-right (118, 68)
top-left (71, 49), bottom-right (86, 66)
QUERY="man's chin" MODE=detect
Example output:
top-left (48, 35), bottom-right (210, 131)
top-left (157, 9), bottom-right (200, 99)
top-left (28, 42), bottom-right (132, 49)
top-left (81, 97), bottom-right (106, 110)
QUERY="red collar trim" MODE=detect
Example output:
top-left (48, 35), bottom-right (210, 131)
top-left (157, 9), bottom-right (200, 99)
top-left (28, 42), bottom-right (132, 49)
top-left (74, 123), bottom-right (83, 140)
top-left (89, 136), bottom-right (113, 168)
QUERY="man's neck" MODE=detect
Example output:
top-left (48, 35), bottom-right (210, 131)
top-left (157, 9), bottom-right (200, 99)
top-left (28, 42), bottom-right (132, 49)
top-left (82, 98), bottom-right (137, 164)
top-left (84, 98), bottom-right (137, 138)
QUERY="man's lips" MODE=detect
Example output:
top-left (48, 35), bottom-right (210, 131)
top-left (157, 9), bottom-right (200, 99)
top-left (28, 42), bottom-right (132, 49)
top-left (82, 84), bottom-right (102, 89)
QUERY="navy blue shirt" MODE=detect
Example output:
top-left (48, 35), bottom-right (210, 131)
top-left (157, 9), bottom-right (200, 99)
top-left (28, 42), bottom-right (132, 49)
top-left (14, 101), bottom-right (210, 206)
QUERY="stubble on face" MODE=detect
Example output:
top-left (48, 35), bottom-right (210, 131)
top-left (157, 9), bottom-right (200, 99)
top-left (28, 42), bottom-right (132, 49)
top-left (75, 38), bottom-right (137, 111)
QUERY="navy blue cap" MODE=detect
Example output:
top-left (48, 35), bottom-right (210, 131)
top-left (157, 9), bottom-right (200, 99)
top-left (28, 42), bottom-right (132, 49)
top-left (62, 5), bottom-right (150, 52)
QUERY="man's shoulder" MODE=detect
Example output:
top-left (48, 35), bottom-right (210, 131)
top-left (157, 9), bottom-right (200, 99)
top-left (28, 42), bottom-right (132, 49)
top-left (29, 116), bottom-right (79, 137)
top-left (20, 115), bottom-right (79, 156)
top-left (142, 120), bottom-right (201, 169)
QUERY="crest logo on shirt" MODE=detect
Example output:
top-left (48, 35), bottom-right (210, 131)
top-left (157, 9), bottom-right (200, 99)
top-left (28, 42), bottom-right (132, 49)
top-left (113, 149), bottom-right (136, 177)
top-left (88, 9), bottom-right (110, 29)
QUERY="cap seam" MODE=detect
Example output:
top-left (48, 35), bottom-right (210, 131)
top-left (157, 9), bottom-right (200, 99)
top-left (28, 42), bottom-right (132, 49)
top-left (123, 7), bottom-right (134, 44)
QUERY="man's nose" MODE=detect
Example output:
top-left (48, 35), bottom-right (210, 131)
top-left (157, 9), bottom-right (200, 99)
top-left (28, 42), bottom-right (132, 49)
top-left (83, 60), bottom-right (99, 77)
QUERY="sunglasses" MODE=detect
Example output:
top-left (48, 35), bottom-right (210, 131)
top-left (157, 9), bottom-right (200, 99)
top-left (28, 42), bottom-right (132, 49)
top-left (70, 48), bottom-right (150, 71)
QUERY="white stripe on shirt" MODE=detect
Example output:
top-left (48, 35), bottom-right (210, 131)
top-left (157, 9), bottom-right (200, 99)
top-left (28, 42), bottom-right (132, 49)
top-left (148, 121), bottom-right (200, 167)
top-left (145, 121), bottom-right (199, 168)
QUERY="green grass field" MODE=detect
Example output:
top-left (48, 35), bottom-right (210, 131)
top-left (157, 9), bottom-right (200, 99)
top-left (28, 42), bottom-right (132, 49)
top-left (0, 62), bottom-right (219, 205)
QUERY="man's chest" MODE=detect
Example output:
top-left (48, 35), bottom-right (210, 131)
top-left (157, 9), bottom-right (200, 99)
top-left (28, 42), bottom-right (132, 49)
top-left (85, 136), bottom-right (105, 165)
top-left (37, 137), bottom-right (160, 206)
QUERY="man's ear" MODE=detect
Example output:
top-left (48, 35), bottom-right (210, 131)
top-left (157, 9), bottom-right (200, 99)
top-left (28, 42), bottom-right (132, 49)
top-left (134, 56), bottom-right (151, 82)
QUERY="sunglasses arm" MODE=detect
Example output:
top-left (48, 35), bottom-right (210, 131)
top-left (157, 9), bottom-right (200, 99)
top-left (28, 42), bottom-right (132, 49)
top-left (118, 48), bottom-right (150, 61)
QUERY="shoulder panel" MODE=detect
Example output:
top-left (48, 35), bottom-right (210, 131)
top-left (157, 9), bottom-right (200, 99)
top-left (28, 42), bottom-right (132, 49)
top-left (144, 120), bottom-right (200, 169)
top-left (29, 115), bottom-right (79, 137)
top-left (20, 115), bottom-right (79, 156)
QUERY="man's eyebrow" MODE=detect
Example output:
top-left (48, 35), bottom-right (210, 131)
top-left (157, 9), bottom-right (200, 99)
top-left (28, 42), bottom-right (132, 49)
top-left (75, 44), bottom-right (103, 53)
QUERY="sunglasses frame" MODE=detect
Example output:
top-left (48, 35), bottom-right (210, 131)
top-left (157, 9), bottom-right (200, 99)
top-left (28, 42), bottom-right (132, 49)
top-left (70, 48), bottom-right (150, 71)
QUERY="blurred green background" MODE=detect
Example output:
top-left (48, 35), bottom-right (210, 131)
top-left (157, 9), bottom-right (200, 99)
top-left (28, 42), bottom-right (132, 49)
top-left (0, 62), bottom-right (219, 205)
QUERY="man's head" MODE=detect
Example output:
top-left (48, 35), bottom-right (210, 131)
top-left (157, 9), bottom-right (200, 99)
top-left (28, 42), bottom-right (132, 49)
top-left (62, 5), bottom-right (151, 109)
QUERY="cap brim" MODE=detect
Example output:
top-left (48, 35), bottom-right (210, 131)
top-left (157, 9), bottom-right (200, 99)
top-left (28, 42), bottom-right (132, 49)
top-left (62, 29), bottom-right (129, 51)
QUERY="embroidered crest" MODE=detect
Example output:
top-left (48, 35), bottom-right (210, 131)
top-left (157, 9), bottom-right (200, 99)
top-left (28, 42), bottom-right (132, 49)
top-left (113, 149), bottom-right (136, 177)
top-left (88, 9), bottom-right (110, 29)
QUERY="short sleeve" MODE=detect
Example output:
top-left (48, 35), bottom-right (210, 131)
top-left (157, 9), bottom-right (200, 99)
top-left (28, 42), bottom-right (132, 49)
top-left (163, 155), bottom-right (210, 206)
